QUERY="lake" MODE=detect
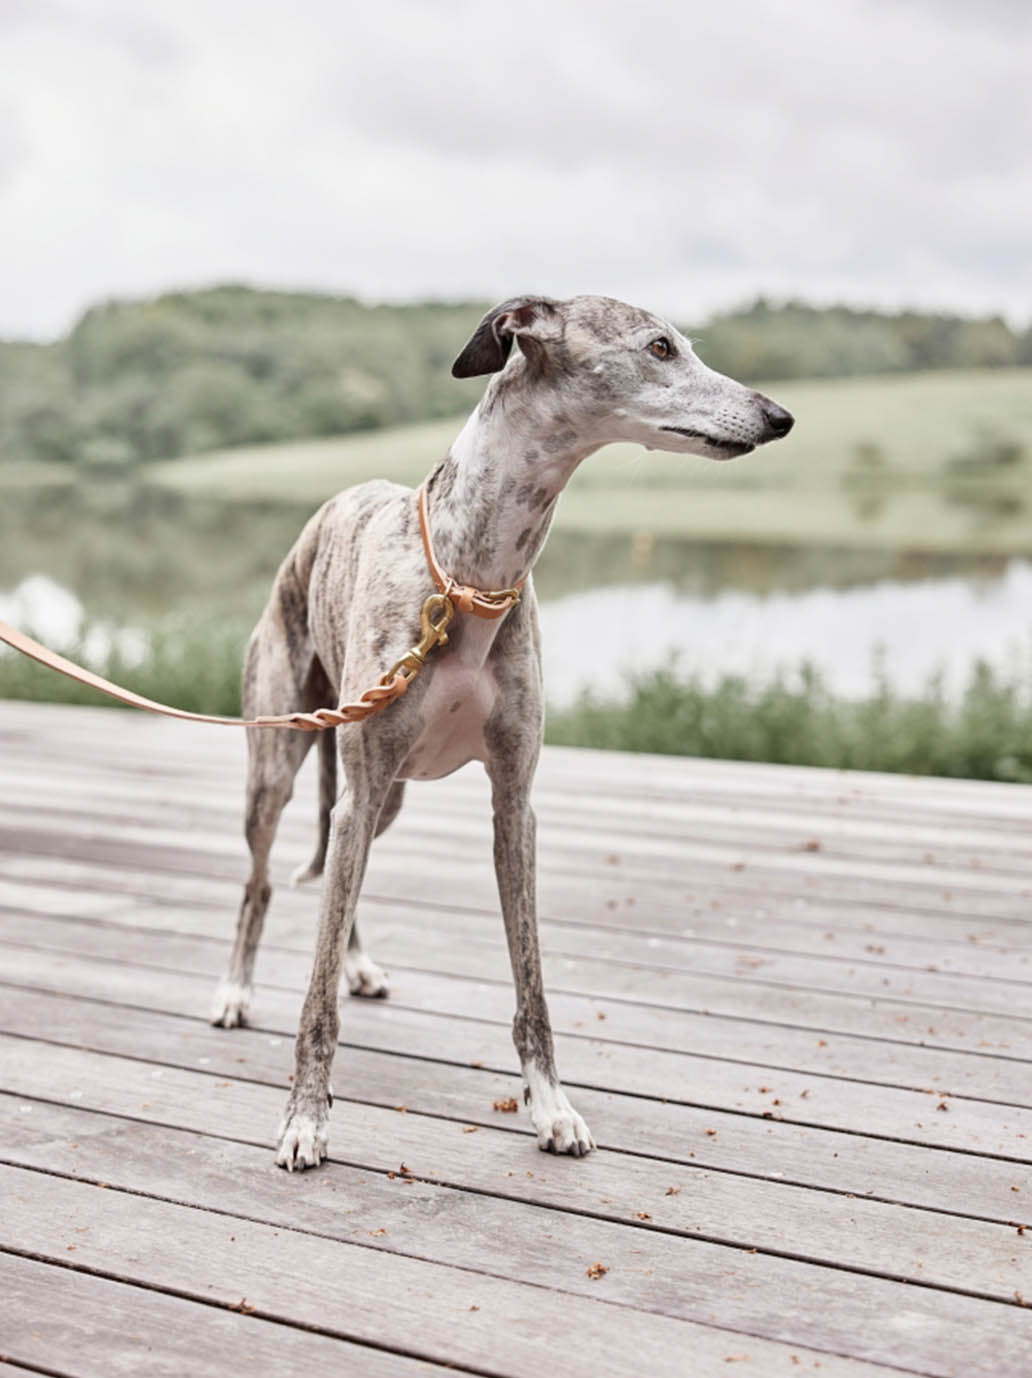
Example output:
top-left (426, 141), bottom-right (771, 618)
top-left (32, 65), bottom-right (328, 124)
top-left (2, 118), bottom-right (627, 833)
top-left (1, 481), bottom-right (1029, 710)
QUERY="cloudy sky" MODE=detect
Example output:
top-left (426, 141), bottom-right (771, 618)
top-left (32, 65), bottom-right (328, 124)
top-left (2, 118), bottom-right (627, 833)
top-left (1, 0), bottom-right (1029, 339)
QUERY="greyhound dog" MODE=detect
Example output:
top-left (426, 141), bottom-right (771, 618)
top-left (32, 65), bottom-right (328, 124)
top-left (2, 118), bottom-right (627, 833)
top-left (210, 294), bottom-right (794, 1170)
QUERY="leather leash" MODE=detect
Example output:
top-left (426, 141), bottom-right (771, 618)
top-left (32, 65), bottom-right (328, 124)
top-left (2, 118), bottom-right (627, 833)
top-left (0, 481), bottom-right (525, 733)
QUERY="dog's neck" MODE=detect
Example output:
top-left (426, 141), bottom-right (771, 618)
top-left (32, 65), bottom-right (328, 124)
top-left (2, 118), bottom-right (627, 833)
top-left (425, 369), bottom-right (601, 593)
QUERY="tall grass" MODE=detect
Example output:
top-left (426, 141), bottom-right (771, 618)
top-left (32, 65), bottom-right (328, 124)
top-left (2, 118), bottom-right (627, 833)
top-left (4, 619), bottom-right (1032, 782)
top-left (547, 662), bottom-right (1032, 782)
top-left (0, 615), bottom-right (250, 718)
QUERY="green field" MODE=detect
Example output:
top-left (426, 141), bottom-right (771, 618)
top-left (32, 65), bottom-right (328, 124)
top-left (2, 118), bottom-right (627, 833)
top-left (146, 368), bottom-right (1032, 553)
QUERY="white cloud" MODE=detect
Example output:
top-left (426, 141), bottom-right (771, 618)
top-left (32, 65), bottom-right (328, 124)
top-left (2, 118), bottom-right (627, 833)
top-left (0, 0), bottom-right (1028, 337)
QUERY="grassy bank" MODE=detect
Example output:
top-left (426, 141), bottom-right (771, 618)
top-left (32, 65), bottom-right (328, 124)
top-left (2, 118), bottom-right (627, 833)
top-left (547, 663), bottom-right (1032, 783)
top-left (143, 367), bottom-right (1032, 554)
top-left (4, 621), bottom-right (1031, 783)
top-left (152, 368), bottom-right (1032, 503)
top-left (0, 617), bottom-right (250, 719)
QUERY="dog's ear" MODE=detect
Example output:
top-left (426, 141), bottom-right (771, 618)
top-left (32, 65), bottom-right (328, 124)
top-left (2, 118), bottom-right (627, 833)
top-left (451, 297), bottom-right (560, 378)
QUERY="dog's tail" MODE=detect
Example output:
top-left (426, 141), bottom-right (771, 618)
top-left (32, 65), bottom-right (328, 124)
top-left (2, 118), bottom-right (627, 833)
top-left (290, 728), bottom-right (336, 887)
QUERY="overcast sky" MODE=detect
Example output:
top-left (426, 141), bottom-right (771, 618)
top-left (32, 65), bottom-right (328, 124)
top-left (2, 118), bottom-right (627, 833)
top-left (1, 0), bottom-right (1029, 339)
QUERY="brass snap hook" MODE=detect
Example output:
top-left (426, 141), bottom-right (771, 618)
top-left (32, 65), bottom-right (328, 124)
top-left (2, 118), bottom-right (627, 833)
top-left (382, 594), bottom-right (455, 686)
top-left (418, 593), bottom-right (455, 653)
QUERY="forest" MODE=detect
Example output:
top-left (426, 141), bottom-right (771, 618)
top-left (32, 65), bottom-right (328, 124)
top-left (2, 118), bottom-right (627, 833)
top-left (2, 285), bottom-right (1029, 468)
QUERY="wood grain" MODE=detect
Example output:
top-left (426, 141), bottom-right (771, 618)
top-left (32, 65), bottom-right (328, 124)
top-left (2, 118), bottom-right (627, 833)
top-left (2, 700), bottom-right (1031, 1377)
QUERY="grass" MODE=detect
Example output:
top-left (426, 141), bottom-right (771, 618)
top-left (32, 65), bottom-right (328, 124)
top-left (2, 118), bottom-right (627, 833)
top-left (142, 368), bottom-right (1032, 553)
top-left (4, 615), bottom-right (1032, 783)
top-left (0, 459), bottom-right (78, 489)
top-left (547, 661), bottom-right (1032, 783)
top-left (0, 615), bottom-right (250, 718)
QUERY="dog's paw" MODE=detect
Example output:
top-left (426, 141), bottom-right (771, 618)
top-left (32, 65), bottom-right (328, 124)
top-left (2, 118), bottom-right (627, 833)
top-left (210, 979), bottom-right (251, 1028)
top-left (529, 1086), bottom-right (595, 1158)
top-left (344, 951), bottom-right (389, 999)
top-left (276, 1102), bottom-right (330, 1171)
top-left (290, 858), bottom-right (324, 888)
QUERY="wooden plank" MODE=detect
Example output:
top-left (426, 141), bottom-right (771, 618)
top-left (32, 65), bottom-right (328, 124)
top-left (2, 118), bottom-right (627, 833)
top-left (8, 877), bottom-right (1031, 995)
top-left (4, 762), bottom-right (1029, 947)
top-left (5, 807), bottom-right (1031, 940)
top-left (7, 926), bottom-right (1028, 1114)
top-left (9, 869), bottom-right (1032, 992)
top-left (4, 716), bottom-right (1025, 931)
top-left (6, 911), bottom-right (1032, 1077)
top-left (3, 942), bottom-right (1031, 1167)
top-left (4, 699), bottom-right (1032, 1377)
top-left (8, 848), bottom-right (1031, 964)
top-left (0, 990), bottom-right (1028, 1226)
top-left (0, 1253), bottom-right (455, 1378)
top-left (3, 1045), bottom-right (1030, 1304)
top-left (0, 1245), bottom-right (892, 1378)
top-left (4, 849), bottom-right (1029, 991)
top-left (7, 911), bottom-right (1032, 1118)
top-left (2, 1094), bottom-right (1030, 1377)
top-left (5, 765), bottom-right (1032, 878)
top-left (363, 843), bottom-right (1032, 924)
top-left (0, 1164), bottom-right (920, 1378)
top-left (8, 900), bottom-right (1032, 1028)
top-left (2, 727), bottom-right (1030, 898)
top-left (6, 698), bottom-right (1032, 821)
top-left (4, 703), bottom-right (1028, 872)
top-left (6, 791), bottom-right (1032, 912)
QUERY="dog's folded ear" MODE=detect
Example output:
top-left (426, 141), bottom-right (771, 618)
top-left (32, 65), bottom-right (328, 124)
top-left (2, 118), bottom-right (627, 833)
top-left (452, 297), bottom-right (560, 378)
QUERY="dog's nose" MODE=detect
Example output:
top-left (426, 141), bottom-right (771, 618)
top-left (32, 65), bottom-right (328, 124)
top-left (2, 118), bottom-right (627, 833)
top-left (762, 401), bottom-right (794, 438)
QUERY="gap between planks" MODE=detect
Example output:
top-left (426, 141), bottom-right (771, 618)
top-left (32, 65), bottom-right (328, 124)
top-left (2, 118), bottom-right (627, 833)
top-left (2, 1044), bottom-right (1031, 1375)
top-left (0, 1172), bottom-right (932, 1378)
top-left (5, 907), bottom-right (1032, 1064)
top-left (1, 982), bottom-right (1030, 1223)
top-left (5, 919), bottom-right (1032, 1133)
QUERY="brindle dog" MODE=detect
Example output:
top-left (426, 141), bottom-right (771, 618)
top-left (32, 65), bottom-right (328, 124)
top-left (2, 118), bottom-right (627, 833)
top-left (210, 295), bottom-right (795, 1170)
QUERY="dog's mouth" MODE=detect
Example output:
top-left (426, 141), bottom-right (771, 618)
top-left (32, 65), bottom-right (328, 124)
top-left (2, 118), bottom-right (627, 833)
top-left (659, 426), bottom-right (754, 458)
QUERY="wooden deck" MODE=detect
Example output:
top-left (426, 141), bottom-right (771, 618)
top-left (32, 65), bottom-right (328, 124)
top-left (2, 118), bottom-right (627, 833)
top-left (1, 701), bottom-right (1030, 1377)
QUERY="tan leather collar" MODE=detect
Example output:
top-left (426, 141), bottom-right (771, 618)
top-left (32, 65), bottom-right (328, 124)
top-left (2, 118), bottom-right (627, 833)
top-left (418, 482), bottom-right (524, 619)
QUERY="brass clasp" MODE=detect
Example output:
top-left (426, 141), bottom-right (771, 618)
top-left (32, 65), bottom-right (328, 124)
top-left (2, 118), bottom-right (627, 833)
top-left (382, 593), bottom-right (455, 685)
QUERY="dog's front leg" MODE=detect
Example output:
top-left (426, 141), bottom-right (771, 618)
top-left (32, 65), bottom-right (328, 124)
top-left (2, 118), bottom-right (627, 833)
top-left (489, 771), bottom-right (595, 1157)
top-left (275, 767), bottom-right (388, 1170)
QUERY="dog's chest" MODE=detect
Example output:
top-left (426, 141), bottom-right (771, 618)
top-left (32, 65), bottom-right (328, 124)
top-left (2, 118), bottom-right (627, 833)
top-left (398, 658), bottom-right (498, 781)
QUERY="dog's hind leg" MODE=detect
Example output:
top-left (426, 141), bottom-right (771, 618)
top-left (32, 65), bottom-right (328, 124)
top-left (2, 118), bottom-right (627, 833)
top-left (211, 629), bottom-right (319, 1028)
top-left (211, 725), bottom-right (311, 1026)
top-left (343, 780), bottom-right (405, 999)
top-left (291, 727), bottom-right (336, 887)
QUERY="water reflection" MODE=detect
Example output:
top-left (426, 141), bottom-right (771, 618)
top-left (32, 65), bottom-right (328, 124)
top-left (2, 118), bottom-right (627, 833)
top-left (539, 562), bottom-right (1032, 708)
top-left (2, 481), bottom-right (1031, 711)
top-left (535, 528), bottom-right (1015, 599)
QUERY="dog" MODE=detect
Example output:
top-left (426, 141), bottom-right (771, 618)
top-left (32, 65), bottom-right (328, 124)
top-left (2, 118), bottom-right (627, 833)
top-left (210, 294), bottom-right (794, 1169)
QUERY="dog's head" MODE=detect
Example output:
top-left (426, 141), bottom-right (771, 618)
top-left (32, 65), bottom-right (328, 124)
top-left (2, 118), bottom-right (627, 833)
top-left (453, 294), bottom-right (793, 459)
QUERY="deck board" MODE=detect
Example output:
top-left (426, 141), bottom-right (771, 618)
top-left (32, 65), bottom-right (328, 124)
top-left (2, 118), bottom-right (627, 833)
top-left (1, 700), bottom-right (1030, 1377)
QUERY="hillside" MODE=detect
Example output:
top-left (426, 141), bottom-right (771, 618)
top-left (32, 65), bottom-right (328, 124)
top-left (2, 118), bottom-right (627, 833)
top-left (151, 367), bottom-right (1032, 553)
top-left (1, 285), bottom-right (1029, 471)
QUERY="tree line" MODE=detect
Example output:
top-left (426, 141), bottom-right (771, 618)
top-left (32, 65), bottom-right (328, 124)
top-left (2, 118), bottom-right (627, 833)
top-left (1, 285), bottom-right (1029, 467)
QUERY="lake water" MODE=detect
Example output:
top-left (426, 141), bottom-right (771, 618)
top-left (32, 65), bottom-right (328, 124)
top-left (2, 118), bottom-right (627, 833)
top-left (2, 479), bottom-right (1030, 710)
top-left (540, 561), bottom-right (1032, 706)
top-left (5, 557), bottom-right (1032, 710)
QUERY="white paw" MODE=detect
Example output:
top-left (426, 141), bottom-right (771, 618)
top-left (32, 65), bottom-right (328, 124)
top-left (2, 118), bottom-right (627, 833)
top-left (275, 1105), bottom-right (329, 1171)
top-left (345, 951), bottom-right (389, 999)
top-left (527, 1082), bottom-right (595, 1157)
top-left (210, 979), bottom-right (251, 1028)
top-left (290, 859), bottom-right (323, 888)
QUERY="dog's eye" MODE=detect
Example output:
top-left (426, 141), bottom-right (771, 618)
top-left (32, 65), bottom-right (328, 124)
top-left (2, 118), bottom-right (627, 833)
top-left (649, 337), bottom-right (672, 360)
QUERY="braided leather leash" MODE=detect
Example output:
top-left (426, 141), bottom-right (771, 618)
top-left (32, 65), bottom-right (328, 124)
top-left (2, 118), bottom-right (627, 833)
top-left (0, 481), bottom-right (525, 733)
